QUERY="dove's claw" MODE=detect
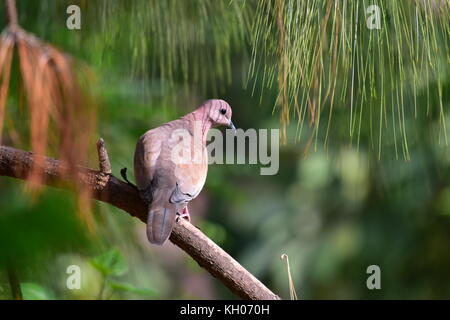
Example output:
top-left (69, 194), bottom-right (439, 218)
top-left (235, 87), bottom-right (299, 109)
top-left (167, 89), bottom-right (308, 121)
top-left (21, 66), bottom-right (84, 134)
top-left (177, 207), bottom-right (191, 222)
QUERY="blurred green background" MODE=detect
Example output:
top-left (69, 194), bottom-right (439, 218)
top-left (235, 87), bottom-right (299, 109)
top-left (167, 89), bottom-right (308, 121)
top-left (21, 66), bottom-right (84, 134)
top-left (0, 0), bottom-right (450, 299)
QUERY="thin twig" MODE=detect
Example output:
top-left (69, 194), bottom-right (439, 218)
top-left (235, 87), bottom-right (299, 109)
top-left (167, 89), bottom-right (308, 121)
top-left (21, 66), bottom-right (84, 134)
top-left (6, 0), bottom-right (18, 27)
top-left (97, 275), bottom-right (108, 300)
top-left (96, 138), bottom-right (112, 174)
top-left (281, 253), bottom-right (298, 300)
top-left (6, 262), bottom-right (22, 300)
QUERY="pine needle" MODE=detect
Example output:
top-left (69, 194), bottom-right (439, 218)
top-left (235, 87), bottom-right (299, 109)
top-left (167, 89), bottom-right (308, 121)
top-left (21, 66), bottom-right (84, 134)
top-left (280, 253), bottom-right (298, 300)
top-left (0, 1), bottom-right (98, 232)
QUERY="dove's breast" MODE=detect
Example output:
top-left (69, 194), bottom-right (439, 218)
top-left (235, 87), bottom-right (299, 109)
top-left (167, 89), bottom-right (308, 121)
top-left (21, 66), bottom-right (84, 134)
top-left (168, 131), bottom-right (208, 203)
top-left (136, 118), bottom-right (209, 205)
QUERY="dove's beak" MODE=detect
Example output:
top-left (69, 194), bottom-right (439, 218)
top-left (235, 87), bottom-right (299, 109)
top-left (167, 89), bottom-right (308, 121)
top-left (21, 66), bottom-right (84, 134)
top-left (229, 120), bottom-right (236, 133)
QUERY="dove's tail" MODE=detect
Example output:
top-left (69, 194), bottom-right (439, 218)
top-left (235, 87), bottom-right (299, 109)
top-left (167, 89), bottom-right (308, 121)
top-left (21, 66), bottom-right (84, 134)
top-left (146, 201), bottom-right (177, 245)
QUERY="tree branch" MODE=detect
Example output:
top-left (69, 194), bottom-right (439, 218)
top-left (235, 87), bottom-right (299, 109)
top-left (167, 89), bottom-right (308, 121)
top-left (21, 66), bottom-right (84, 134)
top-left (0, 143), bottom-right (280, 300)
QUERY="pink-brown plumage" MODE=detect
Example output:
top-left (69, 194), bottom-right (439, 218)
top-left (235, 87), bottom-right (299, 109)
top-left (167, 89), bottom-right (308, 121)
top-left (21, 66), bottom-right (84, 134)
top-left (134, 99), bottom-right (234, 245)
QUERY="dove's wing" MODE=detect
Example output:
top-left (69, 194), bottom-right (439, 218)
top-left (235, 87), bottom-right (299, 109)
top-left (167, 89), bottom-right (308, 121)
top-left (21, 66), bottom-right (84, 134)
top-left (134, 117), bottom-right (208, 245)
top-left (134, 125), bottom-right (177, 245)
top-left (134, 130), bottom-right (163, 196)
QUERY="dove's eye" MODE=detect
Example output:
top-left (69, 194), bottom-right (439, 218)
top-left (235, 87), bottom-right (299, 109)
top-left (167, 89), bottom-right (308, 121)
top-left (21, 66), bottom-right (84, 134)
top-left (220, 108), bottom-right (227, 115)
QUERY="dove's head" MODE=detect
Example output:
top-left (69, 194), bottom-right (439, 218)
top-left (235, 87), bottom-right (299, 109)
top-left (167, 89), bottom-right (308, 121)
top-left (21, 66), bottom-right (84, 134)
top-left (201, 99), bottom-right (236, 131)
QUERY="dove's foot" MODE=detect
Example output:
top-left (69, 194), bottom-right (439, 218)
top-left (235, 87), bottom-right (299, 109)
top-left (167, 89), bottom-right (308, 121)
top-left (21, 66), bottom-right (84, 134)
top-left (177, 207), bottom-right (191, 222)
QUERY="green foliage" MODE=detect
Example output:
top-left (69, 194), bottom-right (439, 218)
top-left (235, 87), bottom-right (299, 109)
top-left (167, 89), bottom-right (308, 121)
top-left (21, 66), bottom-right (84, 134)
top-left (1, 0), bottom-right (450, 300)
top-left (90, 248), bottom-right (128, 277)
top-left (0, 186), bottom-right (89, 265)
top-left (197, 221), bottom-right (227, 246)
top-left (68, 0), bottom-right (450, 155)
top-left (90, 249), bottom-right (157, 299)
top-left (22, 283), bottom-right (54, 300)
top-left (15, 0), bottom-right (450, 154)
top-left (250, 0), bottom-right (450, 153)
top-left (106, 280), bottom-right (157, 298)
top-left (89, 0), bottom-right (250, 96)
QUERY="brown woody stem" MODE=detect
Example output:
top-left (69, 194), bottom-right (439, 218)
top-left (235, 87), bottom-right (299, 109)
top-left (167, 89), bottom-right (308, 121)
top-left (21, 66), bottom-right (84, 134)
top-left (6, 0), bottom-right (18, 27)
top-left (6, 262), bottom-right (22, 300)
top-left (0, 142), bottom-right (280, 300)
top-left (96, 138), bottom-right (112, 174)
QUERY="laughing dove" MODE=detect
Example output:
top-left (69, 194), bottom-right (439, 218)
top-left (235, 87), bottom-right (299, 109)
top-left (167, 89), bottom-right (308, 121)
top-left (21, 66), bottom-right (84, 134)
top-left (134, 99), bottom-right (235, 245)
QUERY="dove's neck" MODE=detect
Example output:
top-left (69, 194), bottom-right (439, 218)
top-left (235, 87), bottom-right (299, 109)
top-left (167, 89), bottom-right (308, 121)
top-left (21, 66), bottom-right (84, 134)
top-left (184, 110), bottom-right (213, 144)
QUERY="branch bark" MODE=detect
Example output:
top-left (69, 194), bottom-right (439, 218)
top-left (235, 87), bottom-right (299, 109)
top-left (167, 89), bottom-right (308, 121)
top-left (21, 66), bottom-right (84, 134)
top-left (0, 143), bottom-right (280, 300)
